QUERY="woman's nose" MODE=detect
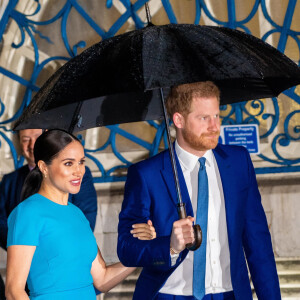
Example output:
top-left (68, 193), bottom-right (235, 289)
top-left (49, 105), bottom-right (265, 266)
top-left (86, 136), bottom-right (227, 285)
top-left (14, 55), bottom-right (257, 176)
top-left (73, 164), bottom-right (83, 176)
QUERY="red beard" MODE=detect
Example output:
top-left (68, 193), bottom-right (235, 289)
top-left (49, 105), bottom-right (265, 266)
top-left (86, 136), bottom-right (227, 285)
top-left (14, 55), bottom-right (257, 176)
top-left (182, 128), bottom-right (220, 152)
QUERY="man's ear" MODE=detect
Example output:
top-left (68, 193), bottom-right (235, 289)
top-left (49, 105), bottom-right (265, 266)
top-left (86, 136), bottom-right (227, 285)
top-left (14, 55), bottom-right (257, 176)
top-left (173, 112), bottom-right (185, 129)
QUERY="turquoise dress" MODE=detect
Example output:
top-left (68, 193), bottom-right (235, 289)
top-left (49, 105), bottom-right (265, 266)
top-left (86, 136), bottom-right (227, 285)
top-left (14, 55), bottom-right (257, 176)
top-left (7, 193), bottom-right (98, 299)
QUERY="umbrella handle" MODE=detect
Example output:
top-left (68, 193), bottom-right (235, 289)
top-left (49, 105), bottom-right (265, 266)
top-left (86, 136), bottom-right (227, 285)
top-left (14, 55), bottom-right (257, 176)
top-left (187, 225), bottom-right (202, 251)
top-left (177, 203), bottom-right (202, 251)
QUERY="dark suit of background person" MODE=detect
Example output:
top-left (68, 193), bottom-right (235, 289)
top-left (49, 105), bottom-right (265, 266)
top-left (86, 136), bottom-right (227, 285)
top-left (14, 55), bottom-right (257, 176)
top-left (117, 82), bottom-right (281, 300)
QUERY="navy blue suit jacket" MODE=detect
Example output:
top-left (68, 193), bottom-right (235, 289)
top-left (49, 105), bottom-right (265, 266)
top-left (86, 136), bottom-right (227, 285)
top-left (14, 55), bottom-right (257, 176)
top-left (0, 165), bottom-right (97, 250)
top-left (117, 144), bottom-right (280, 300)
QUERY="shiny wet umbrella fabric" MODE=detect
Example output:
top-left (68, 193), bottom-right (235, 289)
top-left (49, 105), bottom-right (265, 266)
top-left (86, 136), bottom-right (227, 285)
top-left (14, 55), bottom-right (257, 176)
top-left (14, 23), bottom-right (300, 133)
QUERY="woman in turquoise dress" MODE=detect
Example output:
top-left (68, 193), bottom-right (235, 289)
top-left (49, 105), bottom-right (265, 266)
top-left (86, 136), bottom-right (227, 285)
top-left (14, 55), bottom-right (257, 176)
top-left (5, 129), bottom-right (156, 300)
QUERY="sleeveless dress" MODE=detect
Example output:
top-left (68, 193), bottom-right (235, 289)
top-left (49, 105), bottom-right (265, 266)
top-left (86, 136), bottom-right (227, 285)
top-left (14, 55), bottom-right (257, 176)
top-left (7, 193), bottom-right (98, 299)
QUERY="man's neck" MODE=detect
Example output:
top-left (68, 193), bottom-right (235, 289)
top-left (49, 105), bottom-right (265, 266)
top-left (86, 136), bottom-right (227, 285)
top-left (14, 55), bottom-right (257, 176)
top-left (28, 164), bottom-right (35, 171)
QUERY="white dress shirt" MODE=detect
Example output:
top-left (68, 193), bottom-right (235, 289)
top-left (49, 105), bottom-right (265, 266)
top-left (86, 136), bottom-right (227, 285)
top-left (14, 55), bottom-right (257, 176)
top-left (160, 141), bottom-right (233, 295)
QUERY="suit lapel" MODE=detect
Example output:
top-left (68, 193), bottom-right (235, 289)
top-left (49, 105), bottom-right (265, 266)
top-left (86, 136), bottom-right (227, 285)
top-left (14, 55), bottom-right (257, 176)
top-left (159, 144), bottom-right (237, 222)
top-left (161, 149), bottom-right (194, 217)
top-left (213, 145), bottom-right (236, 245)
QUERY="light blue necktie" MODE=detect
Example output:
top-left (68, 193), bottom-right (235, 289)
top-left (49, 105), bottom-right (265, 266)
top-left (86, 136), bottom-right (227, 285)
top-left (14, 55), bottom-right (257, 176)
top-left (193, 157), bottom-right (209, 300)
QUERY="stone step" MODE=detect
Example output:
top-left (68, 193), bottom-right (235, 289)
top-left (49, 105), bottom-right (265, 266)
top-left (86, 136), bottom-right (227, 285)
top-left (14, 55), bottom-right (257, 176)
top-left (252, 258), bottom-right (300, 299)
top-left (276, 257), bottom-right (300, 272)
top-left (278, 270), bottom-right (300, 284)
top-left (277, 258), bottom-right (300, 298)
top-left (101, 291), bottom-right (134, 300)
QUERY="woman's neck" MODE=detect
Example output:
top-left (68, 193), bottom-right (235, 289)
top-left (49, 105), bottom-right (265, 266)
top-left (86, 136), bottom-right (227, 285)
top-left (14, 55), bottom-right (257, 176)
top-left (38, 182), bottom-right (69, 205)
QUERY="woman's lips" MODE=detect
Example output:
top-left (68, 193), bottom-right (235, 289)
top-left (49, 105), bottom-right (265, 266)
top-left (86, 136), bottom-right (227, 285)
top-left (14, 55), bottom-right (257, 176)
top-left (70, 179), bottom-right (81, 186)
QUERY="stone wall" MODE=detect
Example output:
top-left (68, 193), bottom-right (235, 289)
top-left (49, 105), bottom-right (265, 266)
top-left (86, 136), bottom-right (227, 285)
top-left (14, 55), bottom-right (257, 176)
top-left (258, 173), bottom-right (300, 257)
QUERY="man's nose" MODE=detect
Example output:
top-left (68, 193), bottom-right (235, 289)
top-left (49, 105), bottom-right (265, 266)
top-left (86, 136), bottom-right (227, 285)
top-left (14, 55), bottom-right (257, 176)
top-left (29, 139), bottom-right (35, 149)
top-left (208, 117), bottom-right (218, 130)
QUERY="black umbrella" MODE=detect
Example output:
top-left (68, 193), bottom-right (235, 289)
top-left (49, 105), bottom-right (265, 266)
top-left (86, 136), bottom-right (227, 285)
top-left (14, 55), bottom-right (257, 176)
top-left (14, 23), bottom-right (300, 131)
top-left (14, 21), bottom-right (300, 251)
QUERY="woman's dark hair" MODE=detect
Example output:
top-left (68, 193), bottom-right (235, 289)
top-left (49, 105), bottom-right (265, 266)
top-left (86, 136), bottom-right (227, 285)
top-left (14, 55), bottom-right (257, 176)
top-left (21, 129), bottom-right (80, 201)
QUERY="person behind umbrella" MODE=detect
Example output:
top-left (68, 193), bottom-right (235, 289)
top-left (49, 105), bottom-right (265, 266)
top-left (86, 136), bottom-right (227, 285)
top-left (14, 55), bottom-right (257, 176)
top-left (117, 81), bottom-right (281, 300)
top-left (5, 129), bottom-right (157, 300)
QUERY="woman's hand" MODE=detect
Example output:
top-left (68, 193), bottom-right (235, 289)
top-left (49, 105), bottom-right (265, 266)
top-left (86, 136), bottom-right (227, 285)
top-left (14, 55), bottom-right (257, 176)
top-left (130, 220), bottom-right (156, 240)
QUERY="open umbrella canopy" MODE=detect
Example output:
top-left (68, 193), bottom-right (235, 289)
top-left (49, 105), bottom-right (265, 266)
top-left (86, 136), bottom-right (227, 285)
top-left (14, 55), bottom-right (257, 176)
top-left (14, 23), bottom-right (300, 132)
top-left (13, 22), bottom-right (300, 251)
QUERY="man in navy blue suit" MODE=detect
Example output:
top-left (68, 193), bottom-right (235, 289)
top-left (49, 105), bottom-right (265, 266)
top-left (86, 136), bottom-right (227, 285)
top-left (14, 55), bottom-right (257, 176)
top-left (117, 81), bottom-right (281, 300)
top-left (0, 129), bottom-right (98, 297)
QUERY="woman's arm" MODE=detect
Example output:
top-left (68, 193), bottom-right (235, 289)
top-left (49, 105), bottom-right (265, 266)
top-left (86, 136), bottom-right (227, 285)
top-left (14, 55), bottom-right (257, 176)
top-left (92, 219), bottom-right (156, 292)
top-left (91, 248), bottom-right (135, 293)
top-left (6, 245), bottom-right (35, 300)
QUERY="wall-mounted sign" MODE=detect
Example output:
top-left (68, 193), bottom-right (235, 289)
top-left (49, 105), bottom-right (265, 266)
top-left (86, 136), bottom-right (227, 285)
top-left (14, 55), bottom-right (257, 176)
top-left (219, 124), bottom-right (260, 154)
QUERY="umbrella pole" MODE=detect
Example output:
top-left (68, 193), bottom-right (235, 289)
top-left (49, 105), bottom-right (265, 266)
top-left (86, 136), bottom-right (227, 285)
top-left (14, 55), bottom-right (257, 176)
top-left (159, 88), bottom-right (186, 217)
top-left (144, 2), bottom-right (151, 24)
top-left (159, 88), bottom-right (202, 251)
